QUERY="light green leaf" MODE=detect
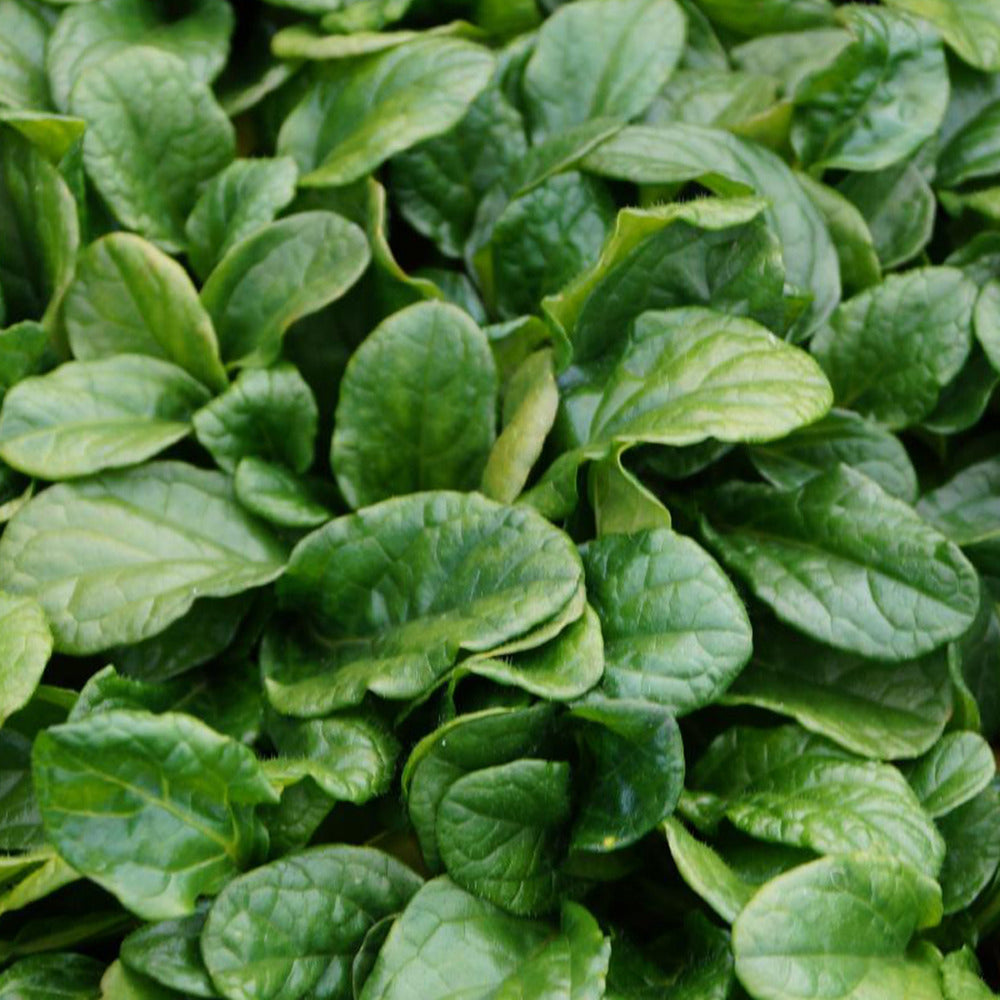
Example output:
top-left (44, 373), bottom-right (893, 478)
top-left (938, 787), bottom-right (1000, 913)
top-left (905, 732), bottom-right (995, 818)
top-left (918, 457), bottom-right (1000, 575)
top-left (0, 126), bottom-right (78, 326)
top-left (693, 725), bottom-right (945, 877)
top-left (581, 125), bottom-right (841, 339)
top-left (69, 47), bottom-right (234, 251)
top-left (0, 847), bottom-right (78, 918)
top-left (47, 0), bottom-right (233, 112)
top-left (272, 492), bottom-right (582, 710)
top-left (233, 458), bottom-right (333, 531)
top-left (332, 301), bottom-right (497, 508)
top-left (733, 853), bottom-right (944, 1000)
top-left (732, 27), bottom-right (852, 93)
top-left (976, 279), bottom-right (1000, 373)
top-left (100, 960), bottom-right (180, 1000)
top-left (201, 845), bottom-right (422, 1000)
top-left (0, 461), bottom-right (287, 654)
top-left (588, 307), bottom-right (832, 447)
top-left (812, 267), bottom-right (976, 430)
top-left (193, 362), bottom-right (317, 475)
top-left (265, 710), bottom-right (398, 803)
top-left (791, 6), bottom-right (948, 171)
top-left (646, 68), bottom-right (779, 129)
top-left (184, 156), bottom-right (298, 280)
top-left (0, 109), bottom-right (84, 162)
top-left (700, 465), bottom-right (980, 661)
top-left (466, 603), bottom-right (604, 702)
top-left (750, 408), bottom-right (918, 502)
top-left (481, 348), bottom-right (559, 504)
top-left (0, 0), bottom-right (53, 111)
top-left (581, 527), bottom-right (752, 713)
top-left (62, 232), bottom-right (227, 393)
top-left (724, 620), bottom-right (953, 760)
top-left (438, 758), bottom-right (571, 915)
top-left (570, 696), bottom-right (683, 852)
top-left (0, 954), bottom-right (104, 1000)
top-left (200, 211), bottom-right (369, 369)
top-left (278, 36), bottom-right (494, 187)
top-left (884, 0), bottom-right (1000, 71)
top-left (662, 817), bottom-right (754, 922)
top-left (33, 708), bottom-right (277, 920)
top-left (589, 451), bottom-right (672, 537)
top-left (941, 948), bottom-right (999, 999)
top-left (0, 592), bottom-right (51, 727)
top-left (0, 355), bottom-right (209, 479)
top-left (522, 0), bottom-right (685, 141)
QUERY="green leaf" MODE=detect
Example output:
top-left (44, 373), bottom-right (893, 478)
top-left (791, 6), bottom-right (948, 171)
top-left (587, 307), bottom-right (832, 448)
top-left (922, 345), bottom-right (999, 436)
top-left (694, 0), bottom-right (835, 34)
top-left (62, 232), bottom-right (228, 393)
top-left (938, 99), bottom-right (1000, 187)
top-left (795, 171), bottom-right (880, 293)
top-left (481, 348), bottom-right (559, 504)
top-left (201, 845), bottom-right (422, 1000)
top-left (750, 408), bottom-right (917, 502)
top-left (0, 591), bottom-right (51, 728)
top-left (581, 125), bottom-right (841, 339)
top-left (661, 817), bottom-right (755, 922)
top-left (589, 451), bottom-right (672, 537)
top-left (332, 301), bottom-right (497, 508)
top-left (0, 355), bottom-right (209, 479)
top-left (47, 0), bottom-right (233, 112)
top-left (0, 0), bottom-right (53, 111)
top-left (732, 853), bottom-right (943, 1000)
top-left (32, 708), bottom-right (277, 920)
top-left (265, 710), bottom-right (398, 803)
top-left (200, 211), bottom-right (369, 369)
top-left (485, 173), bottom-right (615, 321)
top-left (976, 279), bottom-right (1000, 373)
top-left (0, 125), bottom-right (78, 325)
top-left (437, 758), bottom-right (571, 915)
top-left (0, 319), bottom-right (49, 398)
top-left (0, 954), bottom-right (104, 1000)
top-left (277, 36), bottom-right (494, 187)
top-left (69, 47), bottom-right (234, 252)
top-left (884, 0), bottom-right (1000, 71)
top-left (941, 948), bottom-right (999, 999)
top-left (521, 0), bottom-right (685, 141)
top-left (812, 267), bottom-right (977, 430)
top-left (184, 156), bottom-right (298, 281)
top-left (273, 492), bottom-right (583, 710)
top-left (99, 960), bottom-right (181, 1000)
top-left (465, 603), bottom-right (604, 702)
top-left (405, 705), bottom-right (556, 871)
top-left (838, 159), bottom-right (935, 271)
top-left (193, 362), bottom-right (317, 475)
top-left (647, 68), bottom-right (779, 129)
top-left (938, 787), bottom-right (1000, 913)
top-left (570, 696), bottom-right (683, 852)
top-left (0, 847), bottom-right (78, 918)
top-left (580, 528), bottom-right (751, 713)
top-left (234, 458), bottom-right (333, 530)
top-left (0, 461), bottom-right (287, 654)
top-left (392, 80), bottom-right (528, 258)
top-left (358, 878), bottom-right (606, 1000)
top-left (701, 465), bottom-right (980, 661)
top-left (119, 903), bottom-right (215, 999)
top-left (724, 619), bottom-right (953, 760)
top-left (952, 580), bottom-right (1000, 740)
top-left (905, 732), bottom-right (996, 818)
top-left (693, 724), bottom-right (945, 876)
top-left (732, 27), bottom-right (852, 93)
top-left (919, 457), bottom-right (1000, 575)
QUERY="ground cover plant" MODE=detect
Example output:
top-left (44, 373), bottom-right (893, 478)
top-left (2, 0), bottom-right (1000, 996)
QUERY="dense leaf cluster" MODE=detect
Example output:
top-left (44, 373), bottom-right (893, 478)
top-left (1, 0), bottom-right (1000, 997)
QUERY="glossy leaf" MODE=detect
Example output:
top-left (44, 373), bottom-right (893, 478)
top-left (884, 0), bottom-right (1000, 71)
top-left (233, 458), bottom-right (333, 530)
top-left (701, 465), bottom-right (980, 661)
top-left (0, 954), bottom-right (104, 1000)
top-left (938, 787), bottom-right (1000, 913)
top-left (332, 301), bottom-right (497, 508)
top-left (0, 461), bottom-right (286, 654)
top-left (120, 903), bottom-right (215, 999)
top-left (70, 47), bottom-right (234, 251)
top-left (581, 528), bottom-right (752, 713)
top-left (32, 708), bottom-right (277, 920)
top-left (0, 591), bottom-right (50, 727)
top-left (905, 732), bottom-right (995, 818)
top-left (201, 845), bottom-right (422, 1000)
